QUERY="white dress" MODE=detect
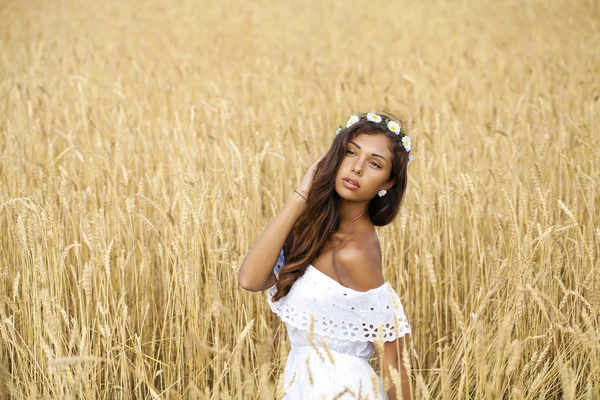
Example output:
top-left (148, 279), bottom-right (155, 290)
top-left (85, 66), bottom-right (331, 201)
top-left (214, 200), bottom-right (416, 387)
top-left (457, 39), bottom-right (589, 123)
top-left (266, 250), bottom-right (411, 400)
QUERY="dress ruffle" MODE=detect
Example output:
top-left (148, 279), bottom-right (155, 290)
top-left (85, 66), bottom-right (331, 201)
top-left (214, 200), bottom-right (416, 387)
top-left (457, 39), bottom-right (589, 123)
top-left (267, 262), bottom-right (411, 342)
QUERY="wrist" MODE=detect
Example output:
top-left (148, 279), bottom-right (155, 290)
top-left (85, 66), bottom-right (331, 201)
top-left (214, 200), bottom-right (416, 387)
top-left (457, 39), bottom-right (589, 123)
top-left (295, 188), bottom-right (309, 199)
top-left (285, 191), bottom-right (308, 216)
top-left (294, 190), bottom-right (308, 202)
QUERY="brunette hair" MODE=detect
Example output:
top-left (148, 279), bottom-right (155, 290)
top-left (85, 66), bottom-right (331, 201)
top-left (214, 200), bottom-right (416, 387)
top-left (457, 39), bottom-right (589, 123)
top-left (271, 111), bottom-right (410, 301)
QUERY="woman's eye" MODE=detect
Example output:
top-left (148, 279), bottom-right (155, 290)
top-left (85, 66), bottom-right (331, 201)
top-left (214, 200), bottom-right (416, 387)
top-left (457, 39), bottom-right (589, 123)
top-left (370, 162), bottom-right (382, 169)
top-left (345, 150), bottom-right (355, 156)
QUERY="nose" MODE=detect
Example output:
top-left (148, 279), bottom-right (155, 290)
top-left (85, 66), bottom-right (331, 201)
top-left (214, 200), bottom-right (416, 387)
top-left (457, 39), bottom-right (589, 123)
top-left (351, 160), bottom-right (364, 175)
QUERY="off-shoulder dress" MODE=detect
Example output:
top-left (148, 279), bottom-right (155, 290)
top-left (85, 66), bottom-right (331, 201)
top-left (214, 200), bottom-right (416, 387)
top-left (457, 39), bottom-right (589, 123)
top-left (266, 250), bottom-right (411, 399)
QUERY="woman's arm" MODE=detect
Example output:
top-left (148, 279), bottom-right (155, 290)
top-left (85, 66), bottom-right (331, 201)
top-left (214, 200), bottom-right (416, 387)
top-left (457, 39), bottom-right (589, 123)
top-left (237, 156), bottom-right (323, 292)
top-left (237, 192), bottom-right (306, 291)
top-left (378, 338), bottom-right (412, 400)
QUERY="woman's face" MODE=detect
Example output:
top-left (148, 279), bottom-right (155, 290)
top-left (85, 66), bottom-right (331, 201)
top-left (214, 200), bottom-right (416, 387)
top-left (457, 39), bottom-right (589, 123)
top-left (335, 132), bottom-right (395, 201)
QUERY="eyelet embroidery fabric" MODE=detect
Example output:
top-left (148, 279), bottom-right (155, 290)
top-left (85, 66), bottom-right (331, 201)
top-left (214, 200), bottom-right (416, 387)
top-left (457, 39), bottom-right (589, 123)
top-left (267, 249), bottom-right (411, 342)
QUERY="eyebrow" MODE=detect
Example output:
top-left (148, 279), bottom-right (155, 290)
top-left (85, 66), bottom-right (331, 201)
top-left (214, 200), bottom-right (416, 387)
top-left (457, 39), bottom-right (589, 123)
top-left (348, 141), bottom-right (388, 162)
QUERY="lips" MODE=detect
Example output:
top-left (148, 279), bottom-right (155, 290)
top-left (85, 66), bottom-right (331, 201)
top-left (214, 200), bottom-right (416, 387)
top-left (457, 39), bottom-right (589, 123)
top-left (343, 177), bottom-right (360, 189)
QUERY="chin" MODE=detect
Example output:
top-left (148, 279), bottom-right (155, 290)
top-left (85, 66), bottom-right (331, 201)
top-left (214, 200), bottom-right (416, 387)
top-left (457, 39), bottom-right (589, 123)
top-left (334, 184), bottom-right (351, 200)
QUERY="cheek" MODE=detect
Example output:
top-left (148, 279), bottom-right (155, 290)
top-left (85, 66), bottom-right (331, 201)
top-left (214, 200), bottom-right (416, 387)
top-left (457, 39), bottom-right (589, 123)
top-left (367, 170), bottom-right (390, 187)
top-left (336, 157), bottom-right (351, 173)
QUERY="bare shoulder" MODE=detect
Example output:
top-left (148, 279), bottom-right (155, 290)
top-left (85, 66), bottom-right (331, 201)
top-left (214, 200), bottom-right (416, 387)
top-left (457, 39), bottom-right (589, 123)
top-left (333, 229), bottom-right (385, 292)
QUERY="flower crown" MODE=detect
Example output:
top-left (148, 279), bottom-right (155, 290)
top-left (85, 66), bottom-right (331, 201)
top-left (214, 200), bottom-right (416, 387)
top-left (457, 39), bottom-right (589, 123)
top-left (336, 112), bottom-right (414, 166)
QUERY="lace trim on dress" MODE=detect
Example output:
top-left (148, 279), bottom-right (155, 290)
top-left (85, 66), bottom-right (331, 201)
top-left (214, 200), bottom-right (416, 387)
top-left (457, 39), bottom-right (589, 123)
top-left (267, 261), bottom-right (411, 342)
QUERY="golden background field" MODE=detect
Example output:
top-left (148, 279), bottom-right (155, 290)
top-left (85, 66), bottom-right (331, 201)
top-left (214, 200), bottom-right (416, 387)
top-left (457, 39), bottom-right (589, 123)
top-left (1, 0), bottom-right (599, 398)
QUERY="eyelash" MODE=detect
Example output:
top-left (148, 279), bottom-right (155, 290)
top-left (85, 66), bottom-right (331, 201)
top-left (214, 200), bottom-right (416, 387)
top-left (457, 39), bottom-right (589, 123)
top-left (345, 149), bottom-right (382, 169)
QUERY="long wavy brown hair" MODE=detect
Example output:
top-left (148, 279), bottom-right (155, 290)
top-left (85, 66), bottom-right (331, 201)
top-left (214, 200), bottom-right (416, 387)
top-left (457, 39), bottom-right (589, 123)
top-left (271, 111), bottom-right (410, 301)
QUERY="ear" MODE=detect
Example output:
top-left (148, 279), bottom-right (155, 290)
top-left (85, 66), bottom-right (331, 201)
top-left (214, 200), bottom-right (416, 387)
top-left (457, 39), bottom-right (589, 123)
top-left (383, 179), bottom-right (396, 191)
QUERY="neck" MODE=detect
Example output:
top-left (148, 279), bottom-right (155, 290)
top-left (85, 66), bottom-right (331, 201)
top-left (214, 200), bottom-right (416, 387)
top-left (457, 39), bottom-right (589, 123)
top-left (337, 197), bottom-right (370, 233)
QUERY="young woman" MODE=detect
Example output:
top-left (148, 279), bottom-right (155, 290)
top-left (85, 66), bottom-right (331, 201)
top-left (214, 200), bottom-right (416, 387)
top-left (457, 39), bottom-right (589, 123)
top-left (238, 111), bottom-right (413, 399)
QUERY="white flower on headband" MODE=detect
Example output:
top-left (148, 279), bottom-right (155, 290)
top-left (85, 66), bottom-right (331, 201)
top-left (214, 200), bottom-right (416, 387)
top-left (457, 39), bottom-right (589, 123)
top-left (336, 127), bottom-right (343, 135)
top-left (387, 120), bottom-right (401, 135)
top-left (408, 154), bottom-right (414, 166)
top-left (346, 115), bottom-right (360, 128)
top-left (367, 112), bottom-right (382, 123)
top-left (402, 136), bottom-right (412, 152)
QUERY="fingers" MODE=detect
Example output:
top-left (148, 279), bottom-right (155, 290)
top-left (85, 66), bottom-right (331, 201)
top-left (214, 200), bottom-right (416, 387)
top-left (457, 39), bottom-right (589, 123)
top-left (311, 154), bottom-right (325, 169)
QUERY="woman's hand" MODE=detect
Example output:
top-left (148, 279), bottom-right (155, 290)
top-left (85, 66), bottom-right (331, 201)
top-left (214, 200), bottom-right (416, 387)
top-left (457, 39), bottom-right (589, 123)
top-left (295, 155), bottom-right (325, 199)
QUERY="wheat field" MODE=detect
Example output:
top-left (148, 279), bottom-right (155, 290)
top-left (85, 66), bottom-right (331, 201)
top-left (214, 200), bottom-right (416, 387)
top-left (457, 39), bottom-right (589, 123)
top-left (1, 0), bottom-right (599, 398)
